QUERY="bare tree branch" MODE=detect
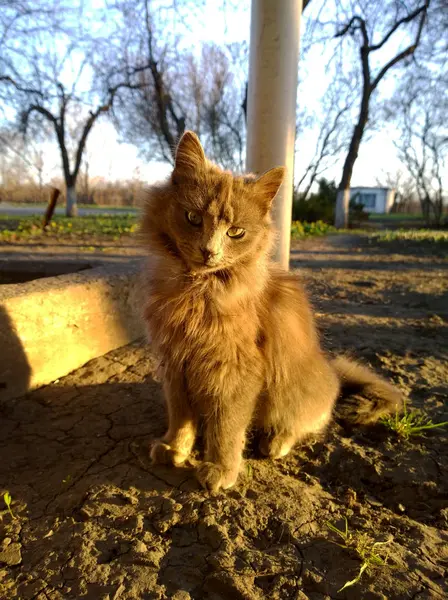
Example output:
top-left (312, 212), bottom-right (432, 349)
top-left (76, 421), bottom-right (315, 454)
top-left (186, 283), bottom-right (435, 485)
top-left (0, 75), bottom-right (44, 97)
top-left (372, 4), bottom-right (428, 90)
top-left (334, 0), bottom-right (431, 227)
top-left (369, 3), bottom-right (428, 51)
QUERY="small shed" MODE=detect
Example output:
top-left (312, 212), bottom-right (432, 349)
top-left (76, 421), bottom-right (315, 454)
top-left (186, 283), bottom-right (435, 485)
top-left (350, 187), bottom-right (395, 214)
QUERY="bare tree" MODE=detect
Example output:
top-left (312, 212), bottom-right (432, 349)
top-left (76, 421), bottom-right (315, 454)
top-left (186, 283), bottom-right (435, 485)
top-left (295, 76), bottom-right (354, 201)
top-left (0, 128), bottom-right (47, 200)
top-left (332, 0), bottom-right (430, 228)
top-left (16, 81), bottom-right (128, 216)
top-left (0, 2), bottom-right (62, 56)
top-left (0, 2), bottom-right (150, 215)
top-left (79, 157), bottom-right (91, 205)
top-left (386, 0), bottom-right (448, 224)
top-left (189, 44), bottom-right (246, 171)
top-left (114, 0), bottom-right (247, 171)
top-left (376, 170), bottom-right (418, 213)
top-left (390, 76), bottom-right (447, 225)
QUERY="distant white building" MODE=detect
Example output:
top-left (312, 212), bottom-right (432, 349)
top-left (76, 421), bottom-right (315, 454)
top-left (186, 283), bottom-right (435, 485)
top-left (350, 187), bottom-right (395, 214)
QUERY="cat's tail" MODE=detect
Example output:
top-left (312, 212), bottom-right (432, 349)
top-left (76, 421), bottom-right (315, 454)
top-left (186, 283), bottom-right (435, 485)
top-left (332, 355), bottom-right (403, 424)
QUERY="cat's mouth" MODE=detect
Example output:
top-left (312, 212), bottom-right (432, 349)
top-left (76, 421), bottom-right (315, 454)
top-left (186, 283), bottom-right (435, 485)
top-left (188, 259), bottom-right (227, 275)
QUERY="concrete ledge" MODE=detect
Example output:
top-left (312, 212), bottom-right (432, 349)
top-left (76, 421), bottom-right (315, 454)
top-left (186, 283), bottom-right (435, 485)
top-left (0, 261), bottom-right (146, 401)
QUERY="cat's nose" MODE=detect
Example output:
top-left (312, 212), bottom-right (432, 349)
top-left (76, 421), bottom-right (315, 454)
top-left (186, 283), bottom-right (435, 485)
top-left (200, 247), bottom-right (220, 264)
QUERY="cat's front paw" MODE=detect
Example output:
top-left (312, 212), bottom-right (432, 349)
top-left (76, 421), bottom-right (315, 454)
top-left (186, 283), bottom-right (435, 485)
top-left (196, 461), bottom-right (239, 493)
top-left (259, 433), bottom-right (295, 459)
top-left (150, 441), bottom-right (188, 466)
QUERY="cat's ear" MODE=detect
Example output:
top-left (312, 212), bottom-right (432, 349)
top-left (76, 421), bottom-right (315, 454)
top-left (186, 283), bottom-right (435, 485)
top-left (254, 166), bottom-right (286, 210)
top-left (172, 131), bottom-right (206, 182)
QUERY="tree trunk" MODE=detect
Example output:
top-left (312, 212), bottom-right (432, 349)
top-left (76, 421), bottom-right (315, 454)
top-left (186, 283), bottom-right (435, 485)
top-left (419, 192), bottom-right (430, 225)
top-left (434, 193), bottom-right (443, 226)
top-left (42, 187), bottom-right (61, 229)
top-left (335, 95), bottom-right (370, 228)
top-left (335, 155), bottom-right (355, 229)
top-left (335, 188), bottom-right (351, 229)
top-left (300, 171), bottom-right (317, 202)
top-left (66, 185), bottom-right (78, 217)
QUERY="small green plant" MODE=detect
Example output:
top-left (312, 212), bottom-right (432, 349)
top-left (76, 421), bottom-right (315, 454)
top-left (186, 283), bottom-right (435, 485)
top-left (326, 517), bottom-right (392, 593)
top-left (381, 403), bottom-right (448, 440)
top-left (291, 220), bottom-right (335, 239)
top-left (3, 491), bottom-right (15, 519)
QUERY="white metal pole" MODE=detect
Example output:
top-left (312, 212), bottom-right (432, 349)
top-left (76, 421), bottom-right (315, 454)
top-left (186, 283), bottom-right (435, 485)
top-left (246, 0), bottom-right (302, 270)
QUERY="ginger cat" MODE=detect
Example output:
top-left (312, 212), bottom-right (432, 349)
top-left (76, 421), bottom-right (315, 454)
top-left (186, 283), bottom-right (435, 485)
top-left (141, 131), bottom-right (402, 492)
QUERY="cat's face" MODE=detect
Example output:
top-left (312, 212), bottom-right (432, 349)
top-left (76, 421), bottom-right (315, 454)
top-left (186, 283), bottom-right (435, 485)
top-left (164, 132), bottom-right (285, 273)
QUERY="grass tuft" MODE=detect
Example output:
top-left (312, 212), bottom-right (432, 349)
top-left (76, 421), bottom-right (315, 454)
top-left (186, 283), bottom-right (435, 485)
top-left (326, 517), bottom-right (392, 592)
top-left (381, 403), bottom-right (448, 440)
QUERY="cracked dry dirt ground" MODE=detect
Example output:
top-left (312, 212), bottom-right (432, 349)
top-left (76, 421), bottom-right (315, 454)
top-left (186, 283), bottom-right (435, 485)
top-left (1, 234), bottom-right (447, 600)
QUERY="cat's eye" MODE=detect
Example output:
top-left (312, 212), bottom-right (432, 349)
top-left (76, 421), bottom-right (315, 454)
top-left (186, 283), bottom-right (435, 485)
top-left (186, 211), bottom-right (203, 226)
top-left (227, 227), bottom-right (245, 239)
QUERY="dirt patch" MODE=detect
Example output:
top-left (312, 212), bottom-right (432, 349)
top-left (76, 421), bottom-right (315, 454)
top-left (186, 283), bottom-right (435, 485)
top-left (1, 234), bottom-right (447, 599)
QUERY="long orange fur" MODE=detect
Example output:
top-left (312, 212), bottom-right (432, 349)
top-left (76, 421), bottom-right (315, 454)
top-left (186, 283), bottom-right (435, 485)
top-left (141, 131), bottom-right (403, 492)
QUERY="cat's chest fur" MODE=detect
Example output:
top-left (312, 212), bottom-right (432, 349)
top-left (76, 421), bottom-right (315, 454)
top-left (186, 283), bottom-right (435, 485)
top-left (145, 266), bottom-right (260, 368)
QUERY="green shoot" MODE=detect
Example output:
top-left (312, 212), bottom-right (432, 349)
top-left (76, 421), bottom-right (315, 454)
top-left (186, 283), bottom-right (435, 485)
top-left (326, 517), bottom-right (392, 592)
top-left (381, 403), bottom-right (448, 440)
top-left (3, 491), bottom-right (16, 520)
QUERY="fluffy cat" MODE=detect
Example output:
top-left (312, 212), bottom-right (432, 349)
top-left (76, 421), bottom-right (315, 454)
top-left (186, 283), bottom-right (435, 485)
top-left (141, 131), bottom-right (403, 492)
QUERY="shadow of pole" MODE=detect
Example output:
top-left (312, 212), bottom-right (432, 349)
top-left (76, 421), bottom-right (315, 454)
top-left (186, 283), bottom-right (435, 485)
top-left (0, 306), bottom-right (31, 401)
